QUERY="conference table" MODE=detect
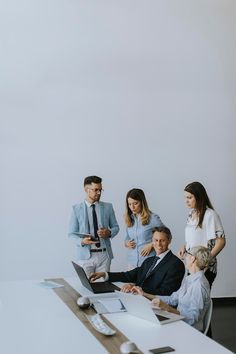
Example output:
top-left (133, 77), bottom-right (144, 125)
top-left (0, 277), bottom-right (233, 354)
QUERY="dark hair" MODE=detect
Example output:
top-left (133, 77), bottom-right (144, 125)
top-left (84, 176), bottom-right (102, 186)
top-left (152, 226), bottom-right (172, 242)
top-left (184, 181), bottom-right (214, 228)
top-left (124, 188), bottom-right (151, 226)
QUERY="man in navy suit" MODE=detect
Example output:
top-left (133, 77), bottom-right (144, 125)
top-left (69, 176), bottom-right (119, 275)
top-left (90, 226), bottom-right (185, 296)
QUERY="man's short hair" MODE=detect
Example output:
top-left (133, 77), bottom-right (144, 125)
top-left (84, 176), bottom-right (102, 186)
top-left (152, 226), bottom-right (172, 242)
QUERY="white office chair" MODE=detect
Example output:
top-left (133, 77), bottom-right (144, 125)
top-left (203, 299), bottom-right (213, 335)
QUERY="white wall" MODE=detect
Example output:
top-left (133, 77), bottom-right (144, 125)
top-left (1, 0), bottom-right (235, 297)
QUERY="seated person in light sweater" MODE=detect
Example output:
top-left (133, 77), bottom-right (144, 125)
top-left (90, 226), bottom-right (185, 296)
top-left (132, 246), bottom-right (211, 331)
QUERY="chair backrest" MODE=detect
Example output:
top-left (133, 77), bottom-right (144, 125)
top-left (203, 299), bottom-right (213, 335)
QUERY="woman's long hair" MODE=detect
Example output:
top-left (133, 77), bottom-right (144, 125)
top-left (124, 188), bottom-right (151, 227)
top-left (184, 181), bottom-right (214, 228)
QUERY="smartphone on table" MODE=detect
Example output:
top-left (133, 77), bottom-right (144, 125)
top-left (149, 346), bottom-right (175, 354)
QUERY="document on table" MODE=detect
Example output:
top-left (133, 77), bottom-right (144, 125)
top-left (39, 281), bottom-right (64, 289)
top-left (95, 298), bottom-right (126, 313)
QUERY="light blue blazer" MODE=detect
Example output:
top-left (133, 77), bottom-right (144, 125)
top-left (68, 201), bottom-right (119, 260)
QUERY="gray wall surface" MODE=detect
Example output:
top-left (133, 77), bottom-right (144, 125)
top-left (1, 0), bottom-right (236, 297)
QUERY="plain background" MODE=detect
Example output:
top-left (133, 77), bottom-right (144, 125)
top-left (1, 0), bottom-right (235, 297)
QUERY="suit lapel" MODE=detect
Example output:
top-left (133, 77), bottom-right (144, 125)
top-left (82, 202), bottom-right (90, 233)
top-left (145, 251), bottom-right (173, 280)
top-left (140, 257), bottom-right (155, 284)
top-left (99, 202), bottom-right (105, 227)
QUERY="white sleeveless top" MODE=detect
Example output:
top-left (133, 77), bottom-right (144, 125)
top-left (185, 208), bottom-right (225, 274)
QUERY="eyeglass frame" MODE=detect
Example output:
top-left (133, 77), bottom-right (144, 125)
top-left (88, 188), bottom-right (104, 193)
top-left (184, 249), bottom-right (194, 257)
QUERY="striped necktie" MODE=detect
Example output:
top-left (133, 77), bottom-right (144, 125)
top-left (91, 204), bottom-right (100, 248)
top-left (145, 256), bottom-right (160, 278)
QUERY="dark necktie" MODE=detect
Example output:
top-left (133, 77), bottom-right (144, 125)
top-left (145, 256), bottom-right (160, 279)
top-left (91, 204), bottom-right (100, 248)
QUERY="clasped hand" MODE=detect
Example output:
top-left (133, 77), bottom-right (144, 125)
top-left (82, 236), bottom-right (100, 245)
top-left (125, 241), bottom-right (153, 257)
top-left (120, 284), bottom-right (144, 295)
top-left (97, 228), bottom-right (111, 238)
top-left (140, 243), bottom-right (153, 257)
top-left (82, 228), bottom-right (111, 245)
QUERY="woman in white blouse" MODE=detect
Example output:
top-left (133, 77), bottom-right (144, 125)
top-left (178, 181), bottom-right (226, 287)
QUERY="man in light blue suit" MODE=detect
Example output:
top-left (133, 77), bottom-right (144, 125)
top-left (69, 176), bottom-right (119, 275)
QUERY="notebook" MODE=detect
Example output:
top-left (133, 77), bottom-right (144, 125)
top-left (117, 291), bottom-right (184, 325)
top-left (72, 262), bottom-right (120, 294)
top-left (76, 233), bottom-right (97, 241)
top-left (89, 294), bottom-right (127, 314)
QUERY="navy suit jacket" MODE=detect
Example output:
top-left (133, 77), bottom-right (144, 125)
top-left (108, 251), bottom-right (185, 295)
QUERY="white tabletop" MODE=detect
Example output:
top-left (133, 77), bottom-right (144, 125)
top-left (0, 279), bottom-right (108, 354)
top-left (0, 277), bottom-right (233, 354)
top-left (68, 276), bottom-right (234, 354)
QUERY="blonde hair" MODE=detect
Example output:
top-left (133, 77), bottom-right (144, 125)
top-left (190, 246), bottom-right (212, 270)
top-left (124, 188), bottom-right (151, 227)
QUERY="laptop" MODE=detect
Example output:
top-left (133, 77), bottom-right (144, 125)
top-left (72, 261), bottom-right (120, 294)
top-left (117, 291), bottom-right (184, 325)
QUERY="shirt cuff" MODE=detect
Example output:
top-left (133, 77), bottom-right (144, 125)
top-left (104, 272), bottom-right (109, 281)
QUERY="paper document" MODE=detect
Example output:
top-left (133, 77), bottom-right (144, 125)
top-left (97, 298), bottom-right (126, 313)
top-left (39, 281), bottom-right (64, 289)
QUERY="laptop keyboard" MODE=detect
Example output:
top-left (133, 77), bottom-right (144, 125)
top-left (92, 282), bottom-right (119, 292)
top-left (155, 314), bottom-right (169, 321)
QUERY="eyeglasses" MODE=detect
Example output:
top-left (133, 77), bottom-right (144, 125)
top-left (184, 250), bottom-right (194, 257)
top-left (88, 188), bottom-right (104, 193)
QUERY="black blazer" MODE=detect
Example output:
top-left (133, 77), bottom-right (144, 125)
top-left (108, 251), bottom-right (185, 295)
